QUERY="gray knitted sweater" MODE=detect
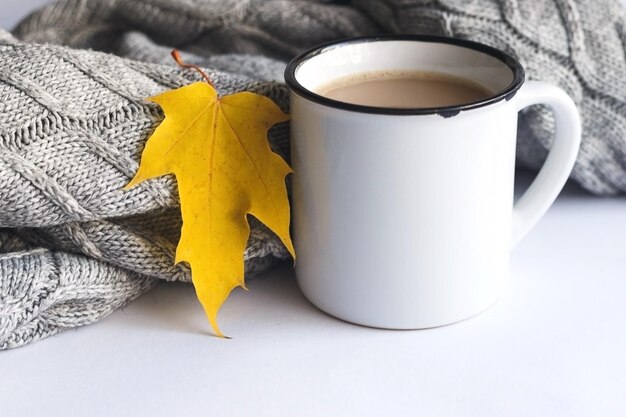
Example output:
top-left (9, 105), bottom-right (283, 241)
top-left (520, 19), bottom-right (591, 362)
top-left (1, 0), bottom-right (625, 349)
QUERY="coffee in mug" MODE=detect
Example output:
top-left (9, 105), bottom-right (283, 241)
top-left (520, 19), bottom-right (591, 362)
top-left (317, 70), bottom-right (492, 108)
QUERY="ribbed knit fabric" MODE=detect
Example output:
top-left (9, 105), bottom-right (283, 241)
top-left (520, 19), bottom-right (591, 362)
top-left (0, 0), bottom-right (378, 349)
top-left (0, 30), bottom-right (300, 349)
top-left (1, 0), bottom-right (625, 349)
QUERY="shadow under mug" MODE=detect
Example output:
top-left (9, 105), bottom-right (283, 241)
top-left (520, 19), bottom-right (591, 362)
top-left (284, 35), bottom-right (581, 329)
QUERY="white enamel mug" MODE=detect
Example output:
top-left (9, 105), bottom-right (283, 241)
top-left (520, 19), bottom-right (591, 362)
top-left (284, 35), bottom-right (581, 329)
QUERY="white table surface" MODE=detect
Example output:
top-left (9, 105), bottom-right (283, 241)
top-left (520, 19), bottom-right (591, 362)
top-left (2, 3), bottom-right (626, 417)
top-left (2, 173), bottom-right (626, 417)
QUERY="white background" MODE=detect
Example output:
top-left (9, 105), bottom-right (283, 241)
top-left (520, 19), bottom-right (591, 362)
top-left (2, 3), bottom-right (626, 417)
top-left (0, 0), bottom-right (50, 31)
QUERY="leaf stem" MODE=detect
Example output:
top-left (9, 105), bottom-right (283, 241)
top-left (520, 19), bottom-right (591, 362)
top-left (171, 49), bottom-right (214, 87)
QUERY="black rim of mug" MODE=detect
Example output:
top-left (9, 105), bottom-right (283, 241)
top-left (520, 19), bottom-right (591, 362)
top-left (284, 34), bottom-right (526, 117)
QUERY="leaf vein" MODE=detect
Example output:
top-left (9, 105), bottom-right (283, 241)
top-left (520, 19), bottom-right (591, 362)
top-left (219, 104), bottom-right (278, 215)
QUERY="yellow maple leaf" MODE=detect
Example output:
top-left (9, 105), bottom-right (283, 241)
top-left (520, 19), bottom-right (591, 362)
top-left (125, 52), bottom-right (294, 337)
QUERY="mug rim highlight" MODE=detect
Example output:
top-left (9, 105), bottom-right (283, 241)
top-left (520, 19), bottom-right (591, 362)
top-left (284, 34), bottom-right (526, 117)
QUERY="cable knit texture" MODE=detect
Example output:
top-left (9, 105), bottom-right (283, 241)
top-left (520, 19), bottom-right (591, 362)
top-left (1, 0), bottom-right (625, 349)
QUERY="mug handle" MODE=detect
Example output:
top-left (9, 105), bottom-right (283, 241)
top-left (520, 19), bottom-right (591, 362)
top-left (512, 81), bottom-right (581, 246)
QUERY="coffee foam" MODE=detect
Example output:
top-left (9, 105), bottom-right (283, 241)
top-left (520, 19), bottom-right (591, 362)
top-left (316, 70), bottom-right (492, 97)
